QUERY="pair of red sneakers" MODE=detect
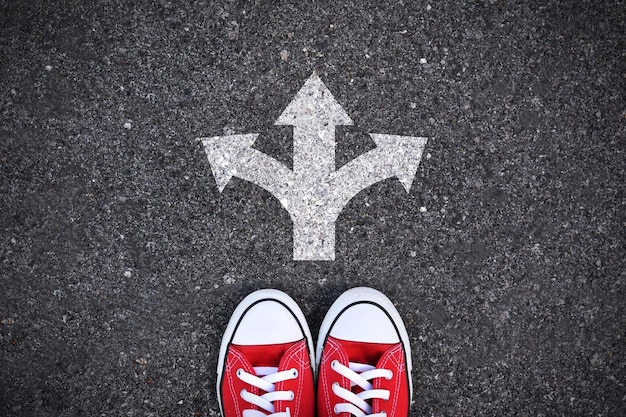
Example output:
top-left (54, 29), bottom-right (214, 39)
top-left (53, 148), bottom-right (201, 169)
top-left (217, 287), bottom-right (412, 417)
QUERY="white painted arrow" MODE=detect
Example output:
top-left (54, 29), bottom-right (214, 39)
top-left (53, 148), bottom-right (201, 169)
top-left (199, 72), bottom-right (429, 261)
top-left (200, 133), bottom-right (293, 205)
top-left (273, 73), bottom-right (354, 260)
top-left (328, 134), bottom-right (428, 213)
top-left (275, 72), bottom-right (353, 188)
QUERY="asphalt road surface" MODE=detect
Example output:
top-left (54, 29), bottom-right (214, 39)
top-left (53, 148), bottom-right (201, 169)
top-left (1, 1), bottom-right (624, 416)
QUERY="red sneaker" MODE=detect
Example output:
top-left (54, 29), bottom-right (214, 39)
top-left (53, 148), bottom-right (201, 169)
top-left (217, 289), bottom-right (316, 417)
top-left (316, 287), bottom-right (412, 417)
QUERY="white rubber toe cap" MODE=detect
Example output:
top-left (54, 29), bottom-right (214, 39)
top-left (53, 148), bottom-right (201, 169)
top-left (232, 299), bottom-right (304, 345)
top-left (317, 287), bottom-right (411, 356)
top-left (329, 302), bottom-right (400, 344)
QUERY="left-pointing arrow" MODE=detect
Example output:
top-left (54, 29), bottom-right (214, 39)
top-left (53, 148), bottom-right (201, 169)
top-left (200, 134), bottom-right (293, 203)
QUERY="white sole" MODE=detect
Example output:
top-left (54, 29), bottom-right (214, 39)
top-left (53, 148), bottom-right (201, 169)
top-left (216, 289), bottom-right (315, 416)
top-left (315, 287), bottom-right (413, 402)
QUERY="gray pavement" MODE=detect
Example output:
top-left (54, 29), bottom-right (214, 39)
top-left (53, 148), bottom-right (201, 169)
top-left (1, 1), bottom-right (625, 416)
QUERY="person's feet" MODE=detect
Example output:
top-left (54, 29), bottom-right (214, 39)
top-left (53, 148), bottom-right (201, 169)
top-left (217, 289), bottom-right (315, 417)
top-left (316, 287), bottom-right (412, 417)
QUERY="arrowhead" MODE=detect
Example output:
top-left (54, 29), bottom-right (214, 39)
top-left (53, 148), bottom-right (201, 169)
top-left (200, 134), bottom-right (259, 192)
top-left (369, 134), bottom-right (428, 193)
top-left (275, 72), bottom-right (353, 127)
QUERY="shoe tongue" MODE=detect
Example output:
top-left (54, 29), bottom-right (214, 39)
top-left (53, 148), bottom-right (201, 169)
top-left (333, 337), bottom-right (397, 367)
top-left (234, 340), bottom-right (300, 368)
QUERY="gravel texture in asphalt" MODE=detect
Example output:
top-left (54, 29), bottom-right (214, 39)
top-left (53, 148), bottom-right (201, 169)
top-left (1, 1), bottom-right (624, 416)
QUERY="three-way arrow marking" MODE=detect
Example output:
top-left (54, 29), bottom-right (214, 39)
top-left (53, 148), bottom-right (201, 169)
top-left (199, 72), bottom-right (428, 261)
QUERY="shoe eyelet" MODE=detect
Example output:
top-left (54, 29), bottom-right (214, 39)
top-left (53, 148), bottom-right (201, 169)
top-left (240, 388), bottom-right (247, 397)
top-left (288, 390), bottom-right (295, 400)
top-left (333, 404), bottom-right (340, 415)
top-left (291, 368), bottom-right (298, 378)
top-left (385, 371), bottom-right (393, 380)
top-left (236, 368), bottom-right (243, 377)
top-left (331, 360), bottom-right (338, 369)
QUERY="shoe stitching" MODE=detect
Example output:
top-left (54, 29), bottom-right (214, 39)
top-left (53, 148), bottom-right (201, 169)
top-left (291, 341), bottom-right (308, 369)
top-left (323, 338), bottom-right (353, 416)
top-left (324, 339), bottom-right (341, 410)
top-left (321, 338), bottom-right (339, 414)
top-left (320, 350), bottom-right (332, 415)
top-left (388, 344), bottom-right (405, 371)
top-left (226, 349), bottom-right (245, 416)
top-left (283, 341), bottom-right (307, 416)
top-left (295, 340), bottom-right (312, 415)
top-left (294, 349), bottom-right (304, 416)
top-left (378, 346), bottom-right (405, 417)
top-left (391, 350), bottom-right (402, 417)
top-left (378, 353), bottom-right (394, 417)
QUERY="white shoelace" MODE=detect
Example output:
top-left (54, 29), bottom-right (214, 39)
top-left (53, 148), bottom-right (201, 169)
top-left (331, 360), bottom-right (392, 417)
top-left (237, 366), bottom-right (298, 417)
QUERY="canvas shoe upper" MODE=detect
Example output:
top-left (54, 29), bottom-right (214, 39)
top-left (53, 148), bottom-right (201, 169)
top-left (316, 287), bottom-right (412, 417)
top-left (218, 289), bottom-right (315, 417)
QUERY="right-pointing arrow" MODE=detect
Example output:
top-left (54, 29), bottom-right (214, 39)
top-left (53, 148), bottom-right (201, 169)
top-left (329, 134), bottom-right (428, 212)
top-left (369, 134), bottom-right (429, 192)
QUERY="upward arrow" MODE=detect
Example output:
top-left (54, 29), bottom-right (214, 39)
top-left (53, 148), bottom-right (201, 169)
top-left (275, 72), bottom-right (353, 186)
